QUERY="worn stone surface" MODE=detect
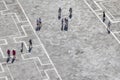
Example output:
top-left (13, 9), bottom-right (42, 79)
top-left (0, 0), bottom-right (120, 80)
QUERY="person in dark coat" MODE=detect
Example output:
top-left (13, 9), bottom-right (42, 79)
top-left (107, 21), bottom-right (111, 34)
top-left (20, 42), bottom-right (23, 53)
top-left (69, 8), bottom-right (72, 19)
top-left (28, 39), bottom-right (32, 53)
top-left (61, 18), bottom-right (64, 31)
top-left (58, 7), bottom-right (62, 20)
top-left (29, 39), bottom-right (32, 46)
top-left (103, 11), bottom-right (106, 22)
top-left (36, 19), bottom-right (39, 31)
top-left (64, 18), bottom-right (68, 31)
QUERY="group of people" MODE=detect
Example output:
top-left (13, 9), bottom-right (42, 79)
top-left (58, 7), bottom-right (73, 31)
top-left (35, 8), bottom-right (73, 32)
top-left (20, 39), bottom-right (33, 53)
top-left (6, 49), bottom-right (16, 63)
top-left (6, 39), bottom-right (33, 64)
top-left (103, 11), bottom-right (111, 34)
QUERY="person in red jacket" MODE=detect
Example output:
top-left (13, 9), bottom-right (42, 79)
top-left (6, 49), bottom-right (10, 63)
top-left (7, 49), bottom-right (10, 57)
top-left (11, 50), bottom-right (16, 63)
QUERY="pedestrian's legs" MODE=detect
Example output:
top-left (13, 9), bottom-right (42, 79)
top-left (11, 57), bottom-right (15, 63)
top-left (64, 25), bottom-right (67, 31)
top-left (38, 25), bottom-right (41, 31)
top-left (36, 25), bottom-right (39, 31)
top-left (20, 43), bottom-right (23, 53)
top-left (20, 48), bottom-right (23, 53)
top-left (103, 17), bottom-right (105, 22)
top-left (107, 29), bottom-right (110, 34)
top-left (6, 57), bottom-right (10, 63)
top-left (69, 13), bottom-right (72, 19)
top-left (61, 25), bottom-right (63, 31)
top-left (58, 13), bottom-right (61, 20)
top-left (107, 21), bottom-right (111, 34)
top-left (107, 27), bottom-right (110, 34)
top-left (28, 45), bottom-right (32, 53)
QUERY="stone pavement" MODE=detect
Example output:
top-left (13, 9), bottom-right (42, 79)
top-left (1, 0), bottom-right (120, 80)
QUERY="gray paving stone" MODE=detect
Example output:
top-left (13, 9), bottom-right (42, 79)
top-left (0, 1), bottom-right (6, 11)
top-left (7, 61), bottom-right (42, 80)
top-left (3, 0), bottom-right (17, 5)
top-left (0, 14), bottom-right (20, 38)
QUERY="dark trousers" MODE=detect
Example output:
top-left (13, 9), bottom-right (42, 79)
top-left (69, 13), bottom-right (72, 19)
top-left (107, 29), bottom-right (110, 34)
top-left (36, 26), bottom-right (41, 31)
top-left (58, 13), bottom-right (61, 20)
top-left (64, 25), bottom-right (68, 31)
top-left (21, 48), bottom-right (23, 53)
top-left (103, 17), bottom-right (105, 22)
top-left (11, 58), bottom-right (15, 63)
top-left (61, 25), bottom-right (63, 31)
top-left (28, 46), bottom-right (32, 53)
top-left (6, 57), bottom-right (10, 63)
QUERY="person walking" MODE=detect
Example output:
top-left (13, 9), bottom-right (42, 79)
top-left (61, 18), bottom-right (64, 31)
top-left (58, 7), bottom-right (62, 20)
top-left (103, 11), bottom-right (106, 22)
top-left (69, 8), bottom-right (72, 19)
top-left (36, 19), bottom-right (39, 31)
top-left (38, 18), bottom-right (42, 31)
top-left (11, 50), bottom-right (16, 63)
top-left (20, 42), bottom-right (23, 53)
top-left (28, 39), bottom-right (32, 53)
top-left (64, 18), bottom-right (68, 31)
top-left (6, 49), bottom-right (10, 63)
top-left (107, 21), bottom-right (111, 34)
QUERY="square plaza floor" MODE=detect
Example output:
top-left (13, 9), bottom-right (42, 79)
top-left (1, 0), bottom-right (120, 80)
top-left (7, 61), bottom-right (42, 80)
top-left (0, 14), bottom-right (20, 38)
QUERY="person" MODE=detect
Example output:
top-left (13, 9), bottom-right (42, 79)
top-left (11, 50), bottom-right (16, 63)
top-left (58, 7), bottom-right (62, 20)
top-left (61, 18), bottom-right (64, 31)
top-left (64, 18), bottom-right (68, 31)
top-left (6, 49), bottom-right (10, 63)
top-left (103, 11), bottom-right (105, 22)
top-left (69, 8), bottom-right (72, 19)
top-left (107, 21), bottom-right (111, 34)
top-left (28, 39), bottom-right (32, 53)
top-left (38, 18), bottom-right (42, 31)
top-left (7, 49), bottom-right (10, 57)
top-left (36, 19), bottom-right (39, 31)
top-left (29, 39), bottom-right (32, 46)
top-left (20, 42), bottom-right (23, 53)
